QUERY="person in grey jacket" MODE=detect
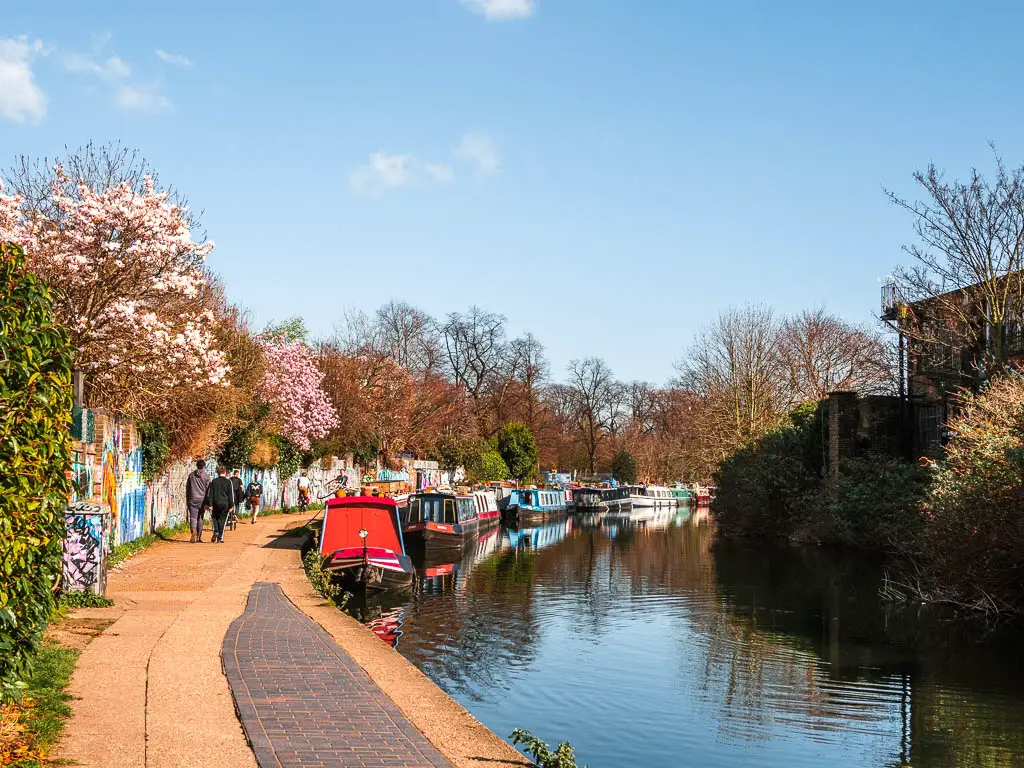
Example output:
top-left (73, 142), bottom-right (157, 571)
top-left (186, 459), bottom-right (211, 543)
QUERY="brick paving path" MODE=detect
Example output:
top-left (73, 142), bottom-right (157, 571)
top-left (223, 582), bottom-right (452, 768)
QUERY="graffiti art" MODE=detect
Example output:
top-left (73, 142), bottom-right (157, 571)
top-left (63, 504), bottom-right (107, 594)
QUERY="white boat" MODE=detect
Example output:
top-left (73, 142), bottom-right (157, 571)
top-left (624, 485), bottom-right (677, 514)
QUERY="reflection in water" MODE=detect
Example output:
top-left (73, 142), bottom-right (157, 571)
top-left (346, 514), bottom-right (1024, 768)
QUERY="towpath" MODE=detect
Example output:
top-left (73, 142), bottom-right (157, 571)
top-left (57, 513), bottom-right (528, 768)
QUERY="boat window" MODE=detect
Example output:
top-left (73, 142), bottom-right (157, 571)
top-left (407, 498), bottom-right (421, 523)
top-left (420, 497), bottom-right (443, 523)
top-left (457, 497), bottom-right (476, 522)
top-left (443, 498), bottom-right (456, 524)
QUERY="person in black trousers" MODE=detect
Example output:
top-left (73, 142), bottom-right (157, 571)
top-left (230, 469), bottom-right (244, 527)
top-left (203, 465), bottom-right (235, 543)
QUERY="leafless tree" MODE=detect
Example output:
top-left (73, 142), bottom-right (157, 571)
top-left (887, 149), bottom-right (1024, 377)
top-left (374, 300), bottom-right (441, 375)
top-left (677, 305), bottom-right (787, 461)
top-left (778, 308), bottom-right (894, 402)
top-left (567, 357), bottom-right (623, 475)
top-left (442, 306), bottom-right (507, 404)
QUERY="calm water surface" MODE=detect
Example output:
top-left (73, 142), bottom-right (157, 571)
top-left (345, 510), bottom-right (1024, 767)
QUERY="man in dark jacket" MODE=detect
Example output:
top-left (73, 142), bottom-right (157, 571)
top-left (204, 465), bottom-right (235, 543)
top-left (185, 459), bottom-right (211, 543)
top-left (230, 470), bottom-right (244, 525)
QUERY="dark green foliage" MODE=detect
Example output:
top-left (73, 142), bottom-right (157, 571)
top-left (0, 243), bottom-right (73, 702)
top-left (610, 450), bottom-right (638, 484)
top-left (433, 431), bottom-right (473, 473)
top-left (714, 402), bottom-right (927, 550)
top-left (475, 447), bottom-right (510, 482)
top-left (795, 456), bottom-right (928, 549)
top-left (497, 422), bottom-right (538, 480)
top-left (510, 729), bottom-right (587, 768)
top-left (713, 413), bottom-right (821, 541)
top-left (136, 421), bottom-right (171, 480)
top-left (217, 401), bottom-right (271, 470)
top-left (272, 435), bottom-right (302, 482)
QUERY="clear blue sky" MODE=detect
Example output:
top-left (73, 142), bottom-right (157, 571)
top-left (4, 1), bottom-right (1024, 384)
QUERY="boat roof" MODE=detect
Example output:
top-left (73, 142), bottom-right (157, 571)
top-left (326, 495), bottom-right (397, 509)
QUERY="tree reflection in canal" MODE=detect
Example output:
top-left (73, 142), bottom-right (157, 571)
top-left (345, 512), bottom-right (1024, 767)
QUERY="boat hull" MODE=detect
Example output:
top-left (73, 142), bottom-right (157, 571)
top-left (323, 551), bottom-right (415, 592)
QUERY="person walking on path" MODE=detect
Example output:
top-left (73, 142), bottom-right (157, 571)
top-left (245, 474), bottom-right (264, 524)
top-left (204, 466), bottom-right (235, 543)
top-left (230, 470), bottom-right (244, 525)
top-left (186, 459), bottom-right (211, 543)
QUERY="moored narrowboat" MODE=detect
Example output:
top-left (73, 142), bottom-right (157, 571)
top-left (571, 486), bottom-right (607, 513)
top-left (499, 487), bottom-right (568, 525)
top-left (319, 496), bottom-right (415, 591)
top-left (403, 489), bottom-right (500, 552)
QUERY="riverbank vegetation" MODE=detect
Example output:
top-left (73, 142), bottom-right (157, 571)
top-left (713, 153), bottom-right (1024, 619)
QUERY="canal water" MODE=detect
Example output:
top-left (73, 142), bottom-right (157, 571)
top-left (345, 510), bottom-right (1024, 767)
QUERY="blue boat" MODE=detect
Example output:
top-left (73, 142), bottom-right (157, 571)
top-left (498, 487), bottom-right (568, 525)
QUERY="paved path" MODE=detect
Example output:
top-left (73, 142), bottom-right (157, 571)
top-left (223, 582), bottom-right (452, 768)
top-left (57, 515), bottom-right (299, 768)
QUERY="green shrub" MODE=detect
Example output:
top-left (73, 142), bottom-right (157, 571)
top-left (610, 450), bottom-right (638, 484)
top-left (301, 549), bottom-right (351, 608)
top-left (910, 372), bottom-right (1024, 614)
top-left (0, 243), bottom-right (73, 702)
top-left (795, 455), bottom-right (928, 549)
top-left (713, 408), bottom-right (821, 541)
top-left (510, 729), bottom-right (588, 768)
top-left (57, 591), bottom-right (114, 609)
top-left (498, 422), bottom-right (538, 481)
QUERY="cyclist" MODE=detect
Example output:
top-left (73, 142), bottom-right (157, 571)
top-left (297, 471), bottom-right (311, 511)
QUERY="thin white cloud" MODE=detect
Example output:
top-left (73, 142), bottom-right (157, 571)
top-left (0, 36), bottom-right (46, 123)
top-left (455, 132), bottom-right (500, 176)
top-left (350, 153), bottom-right (415, 196)
top-left (155, 49), bottom-right (193, 68)
top-left (460, 0), bottom-right (534, 20)
top-left (64, 51), bottom-right (130, 79)
top-left (115, 83), bottom-right (172, 113)
top-left (424, 163), bottom-right (455, 184)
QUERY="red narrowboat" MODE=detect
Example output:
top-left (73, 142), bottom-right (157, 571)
top-left (319, 496), bottom-right (415, 591)
top-left (402, 489), bottom-right (500, 552)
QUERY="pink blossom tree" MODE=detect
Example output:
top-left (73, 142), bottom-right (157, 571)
top-left (257, 338), bottom-right (339, 451)
top-left (1, 160), bottom-right (228, 413)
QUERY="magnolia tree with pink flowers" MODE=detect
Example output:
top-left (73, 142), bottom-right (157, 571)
top-left (257, 337), bottom-right (339, 451)
top-left (0, 155), bottom-right (227, 414)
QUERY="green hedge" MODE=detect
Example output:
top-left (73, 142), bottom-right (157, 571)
top-left (0, 243), bottom-right (73, 702)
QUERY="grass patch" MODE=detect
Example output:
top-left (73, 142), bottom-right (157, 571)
top-left (57, 591), bottom-right (114, 609)
top-left (237, 502), bottom-right (325, 521)
top-left (108, 522), bottom-right (189, 568)
top-left (0, 644), bottom-right (78, 767)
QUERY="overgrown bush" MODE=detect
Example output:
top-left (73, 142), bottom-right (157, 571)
top-left (714, 402), bottom-right (927, 550)
top-left (0, 243), bottom-right (73, 702)
top-left (795, 455), bottom-right (928, 549)
top-left (713, 405), bottom-right (822, 540)
top-left (910, 372), bottom-right (1024, 615)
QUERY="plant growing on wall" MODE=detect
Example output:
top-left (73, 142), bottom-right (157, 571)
top-left (0, 242), bottom-right (73, 702)
top-left (137, 421), bottom-right (171, 480)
